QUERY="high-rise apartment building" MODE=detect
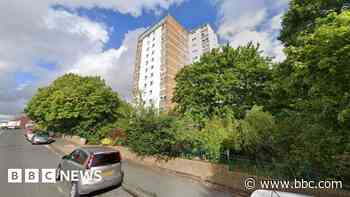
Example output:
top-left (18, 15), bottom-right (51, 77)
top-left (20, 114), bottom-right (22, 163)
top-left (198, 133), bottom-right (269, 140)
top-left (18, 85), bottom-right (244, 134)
top-left (133, 15), bottom-right (218, 111)
top-left (188, 24), bottom-right (219, 63)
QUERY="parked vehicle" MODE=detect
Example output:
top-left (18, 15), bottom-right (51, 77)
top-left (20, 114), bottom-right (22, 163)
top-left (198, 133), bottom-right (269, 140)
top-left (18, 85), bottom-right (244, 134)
top-left (251, 190), bottom-right (311, 197)
top-left (31, 133), bottom-right (54, 144)
top-left (7, 121), bottom-right (20, 129)
top-left (0, 122), bottom-right (8, 129)
top-left (25, 123), bottom-right (35, 141)
top-left (56, 147), bottom-right (123, 197)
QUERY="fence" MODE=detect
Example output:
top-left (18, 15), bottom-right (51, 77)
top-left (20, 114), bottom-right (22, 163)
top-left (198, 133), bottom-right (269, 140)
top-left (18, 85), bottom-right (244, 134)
top-left (174, 149), bottom-right (350, 196)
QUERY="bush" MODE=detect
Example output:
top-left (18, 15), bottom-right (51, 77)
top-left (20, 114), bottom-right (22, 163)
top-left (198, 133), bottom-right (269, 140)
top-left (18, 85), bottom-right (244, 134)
top-left (190, 118), bottom-right (237, 161)
top-left (238, 105), bottom-right (277, 161)
top-left (101, 138), bottom-right (113, 145)
top-left (124, 107), bottom-right (182, 156)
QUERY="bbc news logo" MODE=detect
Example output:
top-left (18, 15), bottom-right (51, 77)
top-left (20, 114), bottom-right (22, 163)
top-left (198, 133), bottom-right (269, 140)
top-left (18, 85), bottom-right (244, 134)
top-left (8, 168), bottom-right (102, 183)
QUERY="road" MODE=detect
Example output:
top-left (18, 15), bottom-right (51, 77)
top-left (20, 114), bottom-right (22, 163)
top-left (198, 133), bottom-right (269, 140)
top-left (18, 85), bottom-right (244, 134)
top-left (0, 129), bottom-right (132, 197)
top-left (0, 129), bottom-right (233, 197)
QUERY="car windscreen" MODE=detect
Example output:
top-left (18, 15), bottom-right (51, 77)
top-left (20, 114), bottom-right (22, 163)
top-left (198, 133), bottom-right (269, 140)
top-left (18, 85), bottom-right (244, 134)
top-left (91, 152), bottom-right (121, 167)
top-left (36, 134), bottom-right (49, 138)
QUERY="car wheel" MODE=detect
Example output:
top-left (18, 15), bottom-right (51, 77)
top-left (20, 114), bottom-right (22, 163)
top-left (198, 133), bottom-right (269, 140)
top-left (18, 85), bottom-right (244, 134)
top-left (55, 165), bottom-right (61, 181)
top-left (70, 182), bottom-right (80, 197)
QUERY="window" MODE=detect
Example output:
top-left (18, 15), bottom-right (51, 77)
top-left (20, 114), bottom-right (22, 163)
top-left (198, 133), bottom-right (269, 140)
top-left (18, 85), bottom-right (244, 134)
top-left (153, 37), bottom-right (155, 41)
top-left (146, 61), bottom-right (148, 65)
top-left (149, 90), bottom-right (152, 94)
top-left (152, 43), bottom-right (155, 47)
top-left (146, 54), bottom-right (149, 58)
top-left (151, 73), bottom-right (154, 77)
top-left (144, 83), bottom-right (147, 88)
top-left (192, 37), bottom-right (197, 41)
top-left (150, 81), bottom-right (153, 85)
top-left (149, 99), bottom-right (153, 103)
top-left (152, 51), bottom-right (155, 55)
top-left (78, 150), bottom-right (88, 165)
top-left (90, 152), bottom-right (121, 167)
top-left (69, 149), bottom-right (87, 165)
top-left (151, 65), bottom-right (154, 69)
top-left (146, 47), bottom-right (149, 51)
top-left (192, 49), bottom-right (198, 53)
top-left (145, 75), bottom-right (148, 79)
top-left (151, 58), bottom-right (154, 62)
top-left (145, 68), bottom-right (148, 72)
top-left (69, 150), bottom-right (79, 161)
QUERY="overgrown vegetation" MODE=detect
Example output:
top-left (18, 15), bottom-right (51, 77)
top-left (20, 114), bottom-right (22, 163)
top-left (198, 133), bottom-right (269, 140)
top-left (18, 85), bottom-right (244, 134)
top-left (25, 74), bottom-right (124, 142)
top-left (25, 0), bottom-right (350, 185)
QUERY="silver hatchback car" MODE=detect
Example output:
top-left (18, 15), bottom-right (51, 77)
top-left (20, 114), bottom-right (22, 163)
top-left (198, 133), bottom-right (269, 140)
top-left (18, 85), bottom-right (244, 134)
top-left (56, 147), bottom-right (124, 197)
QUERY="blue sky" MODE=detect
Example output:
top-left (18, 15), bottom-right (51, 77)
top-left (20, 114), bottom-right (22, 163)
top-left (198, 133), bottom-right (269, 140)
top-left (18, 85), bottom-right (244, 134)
top-left (0, 0), bottom-right (289, 118)
top-left (73, 0), bottom-right (219, 50)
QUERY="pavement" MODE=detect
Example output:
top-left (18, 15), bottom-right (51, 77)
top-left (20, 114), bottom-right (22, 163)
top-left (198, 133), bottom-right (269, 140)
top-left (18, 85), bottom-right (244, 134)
top-left (0, 129), bottom-right (234, 197)
top-left (0, 129), bottom-right (133, 197)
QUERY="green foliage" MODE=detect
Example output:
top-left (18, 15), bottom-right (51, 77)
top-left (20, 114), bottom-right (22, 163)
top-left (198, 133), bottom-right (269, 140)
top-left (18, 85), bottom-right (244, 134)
top-left (101, 138), bottom-right (113, 145)
top-left (190, 118), bottom-right (237, 161)
top-left (279, 0), bottom-right (346, 46)
top-left (124, 107), bottom-right (182, 156)
top-left (239, 106), bottom-right (276, 160)
top-left (123, 106), bottom-right (239, 162)
top-left (283, 11), bottom-right (350, 124)
top-left (22, 2), bottom-right (350, 185)
top-left (173, 44), bottom-right (272, 121)
top-left (272, 9), bottom-right (350, 181)
top-left (25, 73), bottom-right (122, 139)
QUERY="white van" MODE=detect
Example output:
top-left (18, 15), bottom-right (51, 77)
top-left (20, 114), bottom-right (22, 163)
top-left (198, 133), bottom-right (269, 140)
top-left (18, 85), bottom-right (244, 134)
top-left (7, 121), bottom-right (20, 129)
top-left (0, 122), bottom-right (8, 129)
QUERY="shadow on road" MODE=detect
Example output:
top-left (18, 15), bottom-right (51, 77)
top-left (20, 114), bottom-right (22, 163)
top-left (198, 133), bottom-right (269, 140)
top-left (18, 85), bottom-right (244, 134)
top-left (81, 184), bottom-right (122, 197)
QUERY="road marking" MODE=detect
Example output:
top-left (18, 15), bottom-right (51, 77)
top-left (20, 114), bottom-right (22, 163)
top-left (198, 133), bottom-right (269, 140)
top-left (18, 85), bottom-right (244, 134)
top-left (0, 130), bottom-right (7, 136)
top-left (45, 145), bottom-right (62, 157)
top-left (56, 185), bottom-right (64, 194)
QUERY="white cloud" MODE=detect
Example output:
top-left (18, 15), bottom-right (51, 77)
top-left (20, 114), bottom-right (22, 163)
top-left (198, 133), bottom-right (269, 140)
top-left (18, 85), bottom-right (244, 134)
top-left (59, 0), bottom-right (186, 17)
top-left (45, 9), bottom-right (109, 44)
top-left (213, 0), bottom-right (289, 62)
top-left (270, 12), bottom-right (284, 30)
top-left (69, 28), bottom-right (145, 100)
top-left (0, 0), bottom-right (183, 116)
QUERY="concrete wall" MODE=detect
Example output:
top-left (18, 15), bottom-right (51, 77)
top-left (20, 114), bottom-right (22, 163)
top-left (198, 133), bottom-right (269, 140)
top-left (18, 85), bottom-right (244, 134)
top-left (112, 146), bottom-right (350, 197)
top-left (53, 135), bottom-right (349, 197)
top-left (61, 134), bottom-right (86, 145)
top-left (113, 146), bottom-right (249, 191)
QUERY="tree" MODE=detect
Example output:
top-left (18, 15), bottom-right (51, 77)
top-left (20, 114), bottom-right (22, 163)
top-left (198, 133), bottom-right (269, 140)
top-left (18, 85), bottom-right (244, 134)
top-left (272, 10), bottom-right (350, 180)
top-left (286, 10), bottom-right (350, 125)
top-left (279, 0), bottom-right (346, 46)
top-left (25, 73), bottom-right (122, 138)
top-left (173, 44), bottom-right (272, 121)
top-left (239, 105), bottom-right (276, 161)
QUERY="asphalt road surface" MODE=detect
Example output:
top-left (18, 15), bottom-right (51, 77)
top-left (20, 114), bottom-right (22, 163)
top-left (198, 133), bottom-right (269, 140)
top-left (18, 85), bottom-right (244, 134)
top-left (0, 129), bottom-right (133, 197)
top-left (0, 129), bottom-right (233, 197)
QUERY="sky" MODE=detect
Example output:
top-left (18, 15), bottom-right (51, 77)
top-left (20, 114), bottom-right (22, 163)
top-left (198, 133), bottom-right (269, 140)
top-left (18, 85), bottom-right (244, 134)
top-left (0, 0), bottom-right (289, 120)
